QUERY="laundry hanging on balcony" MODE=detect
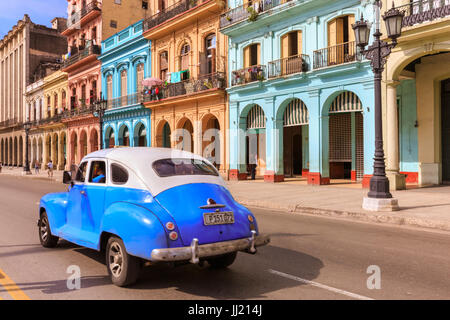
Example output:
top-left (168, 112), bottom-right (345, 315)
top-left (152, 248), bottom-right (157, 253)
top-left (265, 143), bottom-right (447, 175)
top-left (329, 91), bottom-right (362, 113)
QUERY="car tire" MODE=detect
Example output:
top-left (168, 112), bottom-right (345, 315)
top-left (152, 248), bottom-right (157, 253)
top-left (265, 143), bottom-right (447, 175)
top-left (106, 236), bottom-right (141, 287)
top-left (38, 211), bottom-right (59, 248)
top-left (207, 251), bottom-right (237, 269)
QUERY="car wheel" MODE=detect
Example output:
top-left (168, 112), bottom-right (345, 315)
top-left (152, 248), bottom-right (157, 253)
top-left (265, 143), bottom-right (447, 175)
top-left (106, 236), bottom-right (141, 287)
top-left (207, 252), bottom-right (237, 269)
top-left (39, 211), bottom-right (59, 248)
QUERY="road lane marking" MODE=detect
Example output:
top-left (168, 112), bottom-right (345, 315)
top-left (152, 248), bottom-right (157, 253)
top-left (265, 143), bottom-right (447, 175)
top-left (268, 269), bottom-right (374, 300)
top-left (0, 268), bottom-right (30, 300)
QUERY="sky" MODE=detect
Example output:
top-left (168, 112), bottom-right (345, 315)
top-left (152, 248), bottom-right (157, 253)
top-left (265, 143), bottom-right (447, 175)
top-left (0, 0), bottom-right (67, 38)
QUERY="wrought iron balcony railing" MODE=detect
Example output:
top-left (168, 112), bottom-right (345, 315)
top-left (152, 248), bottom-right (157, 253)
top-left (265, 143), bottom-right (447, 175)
top-left (394, 0), bottom-right (450, 27)
top-left (0, 118), bottom-right (19, 128)
top-left (62, 106), bottom-right (95, 119)
top-left (231, 65), bottom-right (266, 86)
top-left (107, 93), bottom-right (141, 109)
top-left (61, 45), bottom-right (101, 70)
top-left (220, 0), bottom-right (285, 28)
top-left (67, 1), bottom-right (101, 29)
top-left (143, 0), bottom-right (208, 32)
top-left (313, 41), bottom-right (360, 69)
top-left (268, 54), bottom-right (310, 78)
top-left (34, 114), bottom-right (63, 126)
top-left (143, 72), bottom-right (226, 102)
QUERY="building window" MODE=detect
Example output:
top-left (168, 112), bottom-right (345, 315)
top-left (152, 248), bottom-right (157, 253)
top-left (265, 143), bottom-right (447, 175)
top-left (81, 84), bottom-right (86, 106)
top-left (115, 0), bottom-right (121, 4)
top-left (121, 70), bottom-right (127, 97)
top-left (142, 1), bottom-right (148, 9)
top-left (180, 43), bottom-right (190, 71)
top-left (110, 20), bottom-right (117, 28)
top-left (107, 75), bottom-right (113, 102)
top-left (327, 15), bottom-right (355, 65)
top-left (136, 63), bottom-right (144, 93)
top-left (244, 43), bottom-right (260, 68)
top-left (160, 51), bottom-right (168, 80)
top-left (205, 34), bottom-right (216, 74)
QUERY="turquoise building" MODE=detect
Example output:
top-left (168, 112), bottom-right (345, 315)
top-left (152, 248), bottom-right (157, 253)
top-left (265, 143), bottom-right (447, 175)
top-left (98, 20), bottom-right (151, 148)
top-left (220, 0), bottom-right (376, 186)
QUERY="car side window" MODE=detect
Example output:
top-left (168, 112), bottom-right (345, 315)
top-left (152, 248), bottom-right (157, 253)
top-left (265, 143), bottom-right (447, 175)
top-left (89, 161), bottom-right (106, 184)
top-left (75, 162), bottom-right (88, 182)
top-left (111, 163), bottom-right (129, 185)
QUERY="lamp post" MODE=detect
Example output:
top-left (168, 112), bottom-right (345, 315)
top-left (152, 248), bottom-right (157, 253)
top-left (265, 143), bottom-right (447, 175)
top-left (352, 0), bottom-right (404, 211)
top-left (93, 94), bottom-right (108, 150)
top-left (23, 121), bottom-right (32, 175)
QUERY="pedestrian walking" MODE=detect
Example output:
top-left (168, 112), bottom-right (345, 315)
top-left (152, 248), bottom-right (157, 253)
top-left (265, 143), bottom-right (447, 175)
top-left (35, 160), bottom-right (40, 174)
top-left (47, 160), bottom-right (54, 178)
top-left (250, 153), bottom-right (257, 180)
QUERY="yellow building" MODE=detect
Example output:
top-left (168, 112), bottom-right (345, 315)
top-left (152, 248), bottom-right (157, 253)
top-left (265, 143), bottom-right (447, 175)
top-left (142, 0), bottom-right (229, 175)
top-left (40, 69), bottom-right (69, 170)
top-left (382, 0), bottom-right (450, 188)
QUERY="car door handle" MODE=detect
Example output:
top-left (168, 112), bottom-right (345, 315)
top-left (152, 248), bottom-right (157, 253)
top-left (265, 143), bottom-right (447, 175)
top-left (80, 190), bottom-right (86, 196)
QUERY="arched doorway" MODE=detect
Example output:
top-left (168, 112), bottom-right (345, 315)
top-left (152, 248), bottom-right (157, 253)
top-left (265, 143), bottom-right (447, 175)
top-left (175, 118), bottom-right (193, 152)
top-left (18, 136), bottom-right (23, 167)
top-left (45, 135), bottom-right (52, 166)
top-left (90, 129), bottom-right (99, 151)
top-left (134, 122), bottom-right (147, 147)
top-left (14, 137), bottom-right (18, 166)
top-left (38, 137), bottom-right (43, 165)
top-left (156, 120), bottom-right (171, 148)
top-left (60, 132), bottom-right (67, 170)
top-left (202, 115), bottom-right (221, 169)
top-left (80, 130), bottom-right (87, 159)
top-left (70, 132), bottom-right (78, 165)
top-left (118, 125), bottom-right (130, 146)
top-left (53, 133), bottom-right (59, 168)
top-left (246, 104), bottom-right (266, 177)
top-left (328, 91), bottom-right (364, 181)
top-left (282, 99), bottom-right (309, 177)
top-left (105, 127), bottom-right (115, 148)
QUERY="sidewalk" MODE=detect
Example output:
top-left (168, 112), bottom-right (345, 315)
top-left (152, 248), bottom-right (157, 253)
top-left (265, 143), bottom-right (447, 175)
top-left (0, 166), bottom-right (63, 182)
top-left (227, 180), bottom-right (450, 232)
top-left (2, 166), bottom-right (449, 232)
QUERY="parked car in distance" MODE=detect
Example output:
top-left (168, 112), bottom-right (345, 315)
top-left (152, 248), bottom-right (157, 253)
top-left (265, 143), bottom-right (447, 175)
top-left (38, 147), bottom-right (270, 286)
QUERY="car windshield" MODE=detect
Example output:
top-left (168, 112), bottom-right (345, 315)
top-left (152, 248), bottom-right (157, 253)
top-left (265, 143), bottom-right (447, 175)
top-left (152, 158), bottom-right (219, 177)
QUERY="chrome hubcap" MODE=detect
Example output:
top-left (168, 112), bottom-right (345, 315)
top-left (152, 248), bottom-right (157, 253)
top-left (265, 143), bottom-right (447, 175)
top-left (40, 217), bottom-right (48, 242)
top-left (109, 242), bottom-right (123, 277)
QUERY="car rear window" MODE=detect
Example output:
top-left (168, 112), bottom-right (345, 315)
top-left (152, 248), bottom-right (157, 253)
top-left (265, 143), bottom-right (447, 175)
top-left (152, 158), bottom-right (219, 177)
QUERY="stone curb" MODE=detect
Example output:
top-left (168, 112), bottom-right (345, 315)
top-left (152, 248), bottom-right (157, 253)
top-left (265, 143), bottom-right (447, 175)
top-left (235, 198), bottom-right (450, 232)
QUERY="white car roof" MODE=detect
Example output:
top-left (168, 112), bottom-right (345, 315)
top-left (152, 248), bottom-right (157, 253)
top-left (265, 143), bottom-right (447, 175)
top-left (82, 147), bottom-right (226, 196)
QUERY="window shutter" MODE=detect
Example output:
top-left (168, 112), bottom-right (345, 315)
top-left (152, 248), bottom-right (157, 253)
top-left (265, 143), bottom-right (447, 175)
top-left (211, 48), bottom-right (216, 73)
top-left (199, 52), bottom-right (207, 75)
top-left (336, 18), bottom-right (344, 45)
top-left (243, 46), bottom-right (250, 68)
top-left (348, 15), bottom-right (355, 43)
top-left (328, 20), bottom-right (337, 47)
top-left (256, 44), bottom-right (261, 65)
top-left (297, 31), bottom-right (303, 55)
top-left (281, 34), bottom-right (289, 59)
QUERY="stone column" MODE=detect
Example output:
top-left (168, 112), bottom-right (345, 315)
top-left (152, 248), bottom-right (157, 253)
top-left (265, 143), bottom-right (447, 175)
top-left (386, 81), bottom-right (406, 190)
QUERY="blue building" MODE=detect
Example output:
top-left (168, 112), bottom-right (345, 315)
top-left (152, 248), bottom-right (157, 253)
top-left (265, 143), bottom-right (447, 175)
top-left (98, 20), bottom-right (151, 148)
top-left (220, 0), bottom-right (376, 186)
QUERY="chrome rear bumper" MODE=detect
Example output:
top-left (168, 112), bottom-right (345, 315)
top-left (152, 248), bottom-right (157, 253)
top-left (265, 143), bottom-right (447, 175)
top-left (151, 231), bottom-right (270, 263)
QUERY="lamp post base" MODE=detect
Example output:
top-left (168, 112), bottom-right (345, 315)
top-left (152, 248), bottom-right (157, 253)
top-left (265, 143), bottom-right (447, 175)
top-left (362, 197), bottom-right (400, 212)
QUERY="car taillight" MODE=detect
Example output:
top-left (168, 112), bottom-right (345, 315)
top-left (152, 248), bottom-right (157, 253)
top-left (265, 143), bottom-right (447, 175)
top-left (169, 231), bottom-right (178, 241)
top-left (248, 215), bottom-right (254, 223)
top-left (166, 222), bottom-right (175, 231)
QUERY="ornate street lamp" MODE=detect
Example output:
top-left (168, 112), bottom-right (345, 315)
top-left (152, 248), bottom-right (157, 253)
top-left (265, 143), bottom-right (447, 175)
top-left (23, 121), bottom-right (32, 175)
top-left (352, 1), bottom-right (404, 211)
top-left (93, 94), bottom-right (108, 150)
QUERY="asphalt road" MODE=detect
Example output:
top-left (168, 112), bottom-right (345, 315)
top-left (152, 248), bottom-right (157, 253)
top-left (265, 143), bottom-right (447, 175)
top-left (0, 175), bottom-right (449, 300)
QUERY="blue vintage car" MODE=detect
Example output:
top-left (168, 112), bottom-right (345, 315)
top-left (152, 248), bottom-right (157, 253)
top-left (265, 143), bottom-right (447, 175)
top-left (38, 147), bottom-right (270, 286)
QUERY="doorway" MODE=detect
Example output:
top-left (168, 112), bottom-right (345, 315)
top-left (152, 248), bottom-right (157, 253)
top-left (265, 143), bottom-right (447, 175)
top-left (442, 79), bottom-right (450, 182)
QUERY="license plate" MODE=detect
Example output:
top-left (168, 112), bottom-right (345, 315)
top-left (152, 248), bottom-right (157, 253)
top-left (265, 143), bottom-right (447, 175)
top-left (203, 211), bottom-right (235, 226)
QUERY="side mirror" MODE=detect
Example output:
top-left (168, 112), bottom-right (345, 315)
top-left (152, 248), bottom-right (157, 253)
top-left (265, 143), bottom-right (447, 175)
top-left (63, 171), bottom-right (72, 185)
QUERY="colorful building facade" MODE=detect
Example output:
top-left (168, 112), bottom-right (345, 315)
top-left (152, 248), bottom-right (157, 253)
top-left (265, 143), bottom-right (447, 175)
top-left (221, 0), bottom-right (376, 185)
top-left (142, 0), bottom-right (229, 174)
top-left (99, 20), bottom-right (152, 148)
top-left (382, 0), bottom-right (450, 188)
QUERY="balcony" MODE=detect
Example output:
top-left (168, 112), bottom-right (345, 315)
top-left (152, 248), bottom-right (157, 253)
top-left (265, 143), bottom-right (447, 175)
top-left (143, 0), bottom-right (222, 39)
top-left (107, 93), bottom-right (141, 109)
top-left (313, 42), bottom-right (360, 69)
top-left (34, 114), bottom-right (63, 126)
top-left (64, 1), bottom-right (101, 34)
top-left (395, 0), bottom-right (450, 28)
top-left (0, 118), bottom-right (19, 129)
top-left (220, 0), bottom-right (284, 29)
top-left (62, 106), bottom-right (95, 119)
top-left (61, 45), bottom-right (101, 71)
top-left (231, 65), bottom-right (266, 86)
top-left (143, 72), bottom-right (225, 103)
top-left (268, 54), bottom-right (310, 78)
